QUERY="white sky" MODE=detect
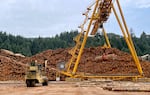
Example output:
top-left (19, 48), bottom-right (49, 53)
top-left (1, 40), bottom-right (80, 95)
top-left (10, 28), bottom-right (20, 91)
top-left (0, 0), bottom-right (149, 37)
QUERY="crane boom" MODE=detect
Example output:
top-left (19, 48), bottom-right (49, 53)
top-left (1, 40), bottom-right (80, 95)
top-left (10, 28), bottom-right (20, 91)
top-left (58, 0), bottom-right (143, 80)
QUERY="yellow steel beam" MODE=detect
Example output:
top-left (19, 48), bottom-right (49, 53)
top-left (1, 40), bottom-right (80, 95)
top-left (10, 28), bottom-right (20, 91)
top-left (59, 71), bottom-right (72, 77)
top-left (102, 27), bottom-right (111, 48)
top-left (72, 0), bottom-right (100, 75)
top-left (116, 0), bottom-right (133, 44)
top-left (116, 0), bottom-right (143, 76)
top-left (112, 4), bottom-right (143, 76)
top-left (66, 3), bottom-right (93, 73)
top-left (50, 67), bottom-right (72, 77)
top-left (83, 75), bottom-right (142, 78)
top-left (116, 0), bottom-right (136, 53)
top-left (66, 32), bottom-right (82, 73)
top-left (69, 73), bottom-right (142, 79)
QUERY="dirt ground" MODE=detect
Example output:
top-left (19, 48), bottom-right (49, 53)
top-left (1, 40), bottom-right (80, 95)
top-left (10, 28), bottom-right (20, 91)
top-left (0, 81), bottom-right (150, 95)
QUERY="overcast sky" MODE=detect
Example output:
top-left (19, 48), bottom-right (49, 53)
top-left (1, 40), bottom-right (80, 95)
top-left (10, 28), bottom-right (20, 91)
top-left (0, 0), bottom-right (149, 37)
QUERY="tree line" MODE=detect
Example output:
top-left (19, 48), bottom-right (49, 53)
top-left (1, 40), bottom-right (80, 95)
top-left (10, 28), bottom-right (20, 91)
top-left (0, 30), bottom-right (149, 56)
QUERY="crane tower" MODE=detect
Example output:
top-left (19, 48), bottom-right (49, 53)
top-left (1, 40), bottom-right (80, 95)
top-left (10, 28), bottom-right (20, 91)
top-left (57, 0), bottom-right (143, 80)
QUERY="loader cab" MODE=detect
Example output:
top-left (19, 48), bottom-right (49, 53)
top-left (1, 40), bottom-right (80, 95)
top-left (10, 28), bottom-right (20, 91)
top-left (25, 60), bottom-right (48, 87)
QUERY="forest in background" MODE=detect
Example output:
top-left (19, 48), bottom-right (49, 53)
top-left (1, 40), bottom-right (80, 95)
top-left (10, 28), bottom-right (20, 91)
top-left (0, 30), bottom-right (149, 56)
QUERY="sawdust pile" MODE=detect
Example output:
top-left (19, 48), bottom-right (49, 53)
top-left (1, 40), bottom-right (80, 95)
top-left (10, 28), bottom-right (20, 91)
top-left (0, 47), bottom-right (150, 81)
top-left (0, 55), bottom-right (25, 81)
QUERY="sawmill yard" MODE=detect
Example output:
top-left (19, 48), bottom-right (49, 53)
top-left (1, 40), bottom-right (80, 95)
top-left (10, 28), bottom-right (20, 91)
top-left (0, 47), bottom-right (150, 94)
top-left (1, 47), bottom-right (150, 81)
top-left (0, 0), bottom-right (150, 94)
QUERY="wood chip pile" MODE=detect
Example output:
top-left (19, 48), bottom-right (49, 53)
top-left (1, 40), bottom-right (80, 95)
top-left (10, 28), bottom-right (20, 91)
top-left (0, 47), bottom-right (150, 81)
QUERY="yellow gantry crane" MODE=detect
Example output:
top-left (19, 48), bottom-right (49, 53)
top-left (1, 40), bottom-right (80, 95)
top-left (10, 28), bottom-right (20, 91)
top-left (58, 0), bottom-right (143, 80)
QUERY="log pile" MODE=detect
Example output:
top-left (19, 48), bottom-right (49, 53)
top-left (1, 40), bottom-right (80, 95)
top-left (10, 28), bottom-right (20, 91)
top-left (0, 55), bottom-right (25, 81)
